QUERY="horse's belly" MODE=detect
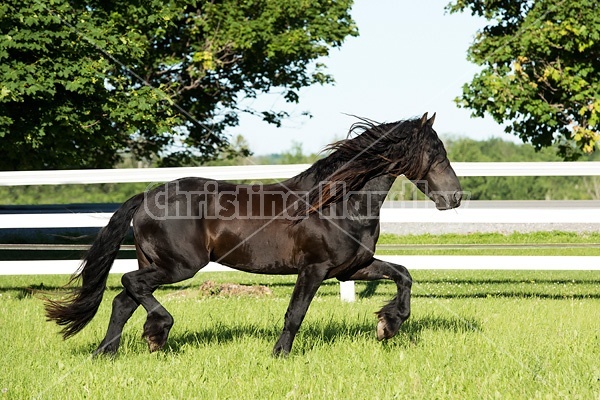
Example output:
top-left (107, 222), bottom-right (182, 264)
top-left (217, 259), bottom-right (299, 275)
top-left (209, 231), bottom-right (298, 275)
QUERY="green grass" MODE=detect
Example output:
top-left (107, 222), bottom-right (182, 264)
top-left (378, 231), bottom-right (600, 245)
top-left (376, 231), bottom-right (600, 256)
top-left (1, 271), bottom-right (599, 399)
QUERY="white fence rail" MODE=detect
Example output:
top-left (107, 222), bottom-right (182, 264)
top-left (1, 162), bottom-right (600, 186)
top-left (2, 201), bottom-right (600, 229)
top-left (1, 162), bottom-right (600, 280)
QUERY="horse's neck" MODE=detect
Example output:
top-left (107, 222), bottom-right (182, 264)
top-left (349, 174), bottom-right (396, 216)
top-left (283, 168), bottom-right (323, 191)
top-left (362, 174), bottom-right (397, 198)
top-left (284, 163), bottom-right (396, 211)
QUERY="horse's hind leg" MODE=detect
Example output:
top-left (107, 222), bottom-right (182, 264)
top-left (121, 267), bottom-right (177, 352)
top-left (94, 290), bottom-right (139, 356)
top-left (94, 239), bottom-right (147, 356)
top-left (121, 255), bottom-right (208, 352)
top-left (338, 258), bottom-right (412, 340)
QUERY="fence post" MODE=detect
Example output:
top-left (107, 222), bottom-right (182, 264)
top-left (339, 280), bottom-right (355, 302)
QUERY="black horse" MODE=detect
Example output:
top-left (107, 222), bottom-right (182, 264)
top-left (46, 113), bottom-right (462, 356)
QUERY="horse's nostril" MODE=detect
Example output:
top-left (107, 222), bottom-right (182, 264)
top-left (453, 191), bottom-right (462, 204)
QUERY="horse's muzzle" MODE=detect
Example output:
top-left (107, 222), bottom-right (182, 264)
top-left (434, 190), bottom-right (462, 210)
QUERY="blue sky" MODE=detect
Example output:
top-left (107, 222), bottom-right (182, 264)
top-left (230, 0), bottom-right (516, 155)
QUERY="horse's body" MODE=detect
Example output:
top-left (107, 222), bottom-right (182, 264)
top-left (140, 174), bottom-right (387, 276)
top-left (46, 113), bottom-right (462, 356)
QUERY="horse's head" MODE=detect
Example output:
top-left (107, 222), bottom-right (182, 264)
top-left (294, 113), bottom-right (462, 218)
top-left (387, 113), bottom-right (462, 210)
top-left (411, 113), bottom-right (462, 210)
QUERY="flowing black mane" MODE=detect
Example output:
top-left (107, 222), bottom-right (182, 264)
top-left (294, 116), bottom-right (444, 217)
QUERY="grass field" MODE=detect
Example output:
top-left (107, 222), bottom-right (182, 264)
top-left (1, 267), bottom-right (599, 399)
top-left (376, 232), bottom-right (600, 256)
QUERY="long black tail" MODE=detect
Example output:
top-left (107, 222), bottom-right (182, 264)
top-left (45, 193), bottom-right (145, 339)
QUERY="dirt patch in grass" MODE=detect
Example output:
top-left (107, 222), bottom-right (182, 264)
top-left (199, 280), bottom-right (273, 297)
top-left (166, 280), bottom-right (273, 300)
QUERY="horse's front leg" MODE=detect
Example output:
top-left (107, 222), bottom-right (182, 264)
top-left (273, 264), bottom-right (329, 357)
top-left (338, 258), bottom-right (412, 340)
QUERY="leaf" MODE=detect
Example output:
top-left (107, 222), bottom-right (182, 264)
top-left (0, 86), bottom-right (10, 99)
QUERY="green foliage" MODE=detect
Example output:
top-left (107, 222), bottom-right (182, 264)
top-left (203, 135), bottom-right (254, 167)
top-left (206, 139), bottom-right (321, 166)
top-left (379, 231), bottom-right (600, 245)
top-left (389, 136), bottom-right (600, 201)
top-left (0, 0), bottom-right (356, 170)
top-left (0, 182), bottom-right (152, 205)
top-left (260, 141), bottom-right (321, 165)
top-left (445, 136), bottom-right (599, 199)
top-left (447, 0), bottom-right (600, 159)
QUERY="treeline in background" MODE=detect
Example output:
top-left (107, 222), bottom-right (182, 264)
top-left (2, 136), bottom-right (600, 205)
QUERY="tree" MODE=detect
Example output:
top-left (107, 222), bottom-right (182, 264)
top-left (0, 0), bottom-right (356, 170)
top-left (447, 0), bottom-right (600, 159)
top-left (204, 135), bottom-right (254, 166)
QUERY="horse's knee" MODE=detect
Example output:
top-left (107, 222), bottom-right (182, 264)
top-left (398, 268), bottom-right (412, 288)
top-left (121, 269), bottom-right (160, 295)
top-left (121, 272), bottom-right (135, 292)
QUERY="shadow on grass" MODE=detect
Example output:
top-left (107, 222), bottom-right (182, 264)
top-left (165, 324), bottom-right (281, 354)
top-left (386, 314), bottom-right (482, 350)
top-left (139, 314), bottom-right (482, 356)
top-left (293, 314), bottom-right (482, 354)
top-left (12, 284), bottom-right (49, 300)
top-left (358, 281), bottom-right (381, 298)
top-left (73, 313), bottom-right (482, 358)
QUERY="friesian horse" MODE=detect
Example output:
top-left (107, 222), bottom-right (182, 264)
top-left (46, 113), bottom-right (462, 356)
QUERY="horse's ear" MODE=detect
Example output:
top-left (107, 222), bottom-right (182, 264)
top-left (420, 112), bottom-right (428, 127)
top-left (427, 112), bottom-right (436, 127)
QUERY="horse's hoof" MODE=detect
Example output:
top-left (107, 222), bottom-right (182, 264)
top-left (376, 319), bottom-right (386, 340)
top-left (147, 342), bottom-right (161, 353)
top-left (376, 318), bottom-right (393, 341)
top-left (272, 346), bottom-right (290, 358)
top-left (93, 346), bottom-right (117, 358)
top-left (272, 331), bottom-right (293, 357)
top-left (144, 335), bottom-right (166, 352)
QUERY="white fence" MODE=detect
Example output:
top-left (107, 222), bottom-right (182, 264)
top-left (2, 162), bottom-right (600, 186)
top-left (1, 162), bottom-right (600, 282)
